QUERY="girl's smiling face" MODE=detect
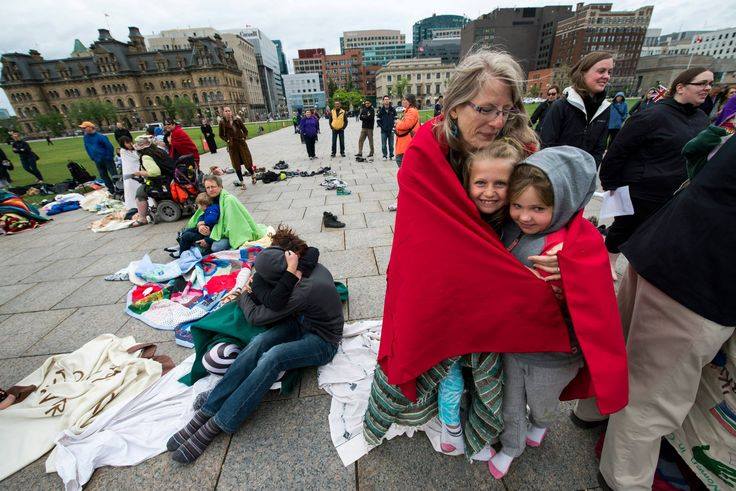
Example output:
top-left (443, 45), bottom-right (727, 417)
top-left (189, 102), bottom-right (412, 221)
top-left (510, 185), bottom-right (554, 235)
top-left (467, 157), bottom-right (515, 215)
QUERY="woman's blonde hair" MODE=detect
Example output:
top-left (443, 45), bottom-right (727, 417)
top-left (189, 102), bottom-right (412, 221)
top-left (435, 50), bottom-right (538, 178)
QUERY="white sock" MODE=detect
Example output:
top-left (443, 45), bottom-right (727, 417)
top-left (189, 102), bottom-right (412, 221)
top-left (471, 444), bottom-right (493, 461)
top-left (488, 451), bottom-right (514, 478)
top-left (440, 422), bottom-right (465, 454)
top-left (526, 425), bottom-right (547, 446)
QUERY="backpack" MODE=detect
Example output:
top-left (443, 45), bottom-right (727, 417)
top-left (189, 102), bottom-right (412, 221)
top-left (67, 161), bottom-right (94, 185)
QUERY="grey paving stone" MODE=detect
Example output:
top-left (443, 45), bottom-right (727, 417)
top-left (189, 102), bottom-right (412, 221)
top-left (343, 200), bottom-right (383, 215)
top-left (347, 275), bottom-right (386, 320)
top-left (243, 192), bottom-right (283, 204)
top-left (364, 211), bottom-right (396, 228)
top-left (74, 250), bottom-right (145, 278)
top-left (0, 261), bottom-right (52, 286)
top-left (85, 431), bottom-right (231, 491)
top-left (300, 231), bottom-right (345, 252)
top-left (325, 193), bottom-right (361, 205)
top-left (25, 304), bottom-right (130, 356)
top-left (0, 309), bottom-right (76, 359)
top-left (133, 232), bottom-right (181, 251)
top-left (98, 233), bottom-right (151, 254)
top-left (256, 199), bottom-right (293, 211)
top-left (278, 190), bottom-right (313, 200)
top-left (0, 278), bottom-right (87, 314)
top-left (502, 402), bottom-right (602, 490)
top-left (265, 207), bottom-right (306, 221)
top-left (53, 276), bottom-right (131, 309)
top-left (39, 238), bottom-right (114, 262)
top-left (0, 352), bottom-right (52, 387)
top-left (115, 316), bottom-right (176, 344)
top-left (22, 256), bottom-right (101, 283)
top-left (320, 248), bottom-right (378, 279)
top-left (336, 213), bottom-right (367, 230)
top-left (279, 217), bottom-right (323, 235)
top-left (305, 204), bottom-right (343, 218)
top-left (298, 367), bottom-right (324, 398)
top-left (371, 182), bottom-right (399, 192)
top-left (358, 190), bottom-right (395, 202)
top-left (358, 432), bottom-right (503, 490)
top-left (0, 453), bottom-right (64, 490)
top-left (0, 246), bottom-right (55, 266)
top-left (373, 246), bottom-right (392, 275)
top-left (290, 196), bottom-right (327, 208)
top-left (217, 396), bottom-right (354, 490)
top-left (345, 227), bottom-right (393, 250)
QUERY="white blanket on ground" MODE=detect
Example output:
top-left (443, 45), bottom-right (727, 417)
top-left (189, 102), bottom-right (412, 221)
top-left (46, 355), bottom-right (217, 491)
top-left (317, 320), bottom-right (442, 467)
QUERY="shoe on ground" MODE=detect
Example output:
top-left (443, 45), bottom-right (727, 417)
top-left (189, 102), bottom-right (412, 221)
top-left (233, 181), bottom-right (242, 187)
top-left (169, 251), bottom-right (181, 259)
top-left (164, 246), bottom-right (179, 253)
top-left (388, 203), bottom-right (398, 212)
top-left (336, 186), bottom-right (351, 196)
top-left (341, 153), bottom-right (346, 157)
top-left (330, 154), bottom-right (335, 158)
top-left (569, 411), bottom-right (608, 430)
top-left (323, 211), bottom-right (345, 228)
top-left (355, 156), bottom-right (366, 162)
top-left (382, 156), bottom-right (387, 161)
top-left (354, 153), bottom-right (362, 157)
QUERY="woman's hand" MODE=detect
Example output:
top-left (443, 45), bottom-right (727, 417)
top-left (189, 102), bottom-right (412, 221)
top-left (285, 250), bottom-right (299, 273)
top-left (243, 274), bottom-right (254, 294)
top-left (196, 239), bottom-right (208, 248)
top-left (528, 242), bottom-right (563, 282)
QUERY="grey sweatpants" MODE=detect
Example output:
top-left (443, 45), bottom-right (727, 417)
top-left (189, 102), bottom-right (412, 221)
top-left (500, 353), bottom-right (582, 458)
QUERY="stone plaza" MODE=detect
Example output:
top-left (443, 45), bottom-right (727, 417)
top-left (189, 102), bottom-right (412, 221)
top-left (0, 122), bottom-right (610, 489)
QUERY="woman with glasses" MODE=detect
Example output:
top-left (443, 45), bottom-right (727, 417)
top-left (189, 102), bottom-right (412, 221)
top-left (539, 52), bottom-right (614, 167)
top-left (364, 50), bottom-right (589, 463)
top-left (529, 85), bottom-right (560, 131)
top-left (594, 67), bottom-right (712, 280)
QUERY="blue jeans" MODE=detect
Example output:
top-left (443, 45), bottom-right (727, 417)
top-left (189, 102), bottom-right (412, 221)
top-left (95, 159), bottom-right (117, 192)
top-left (210, 238), bottom-right (230, 252)
top-left (380, 130), bottom-right (394, 158)
top-left (201, 318), bottom-right (337, 433)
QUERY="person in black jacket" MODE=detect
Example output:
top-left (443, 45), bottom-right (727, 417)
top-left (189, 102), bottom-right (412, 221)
top-left (596, 124), bottom-right (736, 491)
top-left (598, 67), bottom-right (712, 276)
top-left (10, 131), bottom-right (43, 182)
top-left (529, 85), bottom-right (559, 131)
top-left (539, 52), bottom-right (613, 166)
top-left (0, 147), bottom-right (12, 186)
top-left (200, 118), bottom-right (217, 154)
top-left (355, 99), bottom-right (375, 159)
top-left (113, 122), bottom-right (132, 145)
top-left (376, 95), bottom-right (397, 160)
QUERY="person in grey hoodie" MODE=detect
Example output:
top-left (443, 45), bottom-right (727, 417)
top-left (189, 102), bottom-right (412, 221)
top-left (488, 146), bottom-right (597, 479)
top-left (167, 247), bottom-right (344, 463)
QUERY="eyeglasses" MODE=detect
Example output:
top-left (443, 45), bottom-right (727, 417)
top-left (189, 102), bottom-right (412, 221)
top-left (547, 92), bottom-right (557, 96)
top-left (467, 101), bottom-right (520, 121)
top-left (687, 80), bottom-right (714, 88)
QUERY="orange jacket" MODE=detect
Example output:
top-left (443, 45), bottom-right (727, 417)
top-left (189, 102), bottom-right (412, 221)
top-left (395, 107), bottom-right (420, 156)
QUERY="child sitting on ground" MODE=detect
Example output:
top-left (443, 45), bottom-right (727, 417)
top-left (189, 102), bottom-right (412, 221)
top-left (171, 192), bottom-right (219, 258)
top-left (488, 146), bottom-right (598, 479)
top-left (438, 139), bottom-right (523, 457)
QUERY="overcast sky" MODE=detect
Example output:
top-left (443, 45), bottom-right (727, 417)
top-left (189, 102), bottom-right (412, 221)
top-left (1, 0), bottom-right (733, 114)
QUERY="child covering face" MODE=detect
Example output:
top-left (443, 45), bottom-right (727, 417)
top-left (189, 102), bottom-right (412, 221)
top-left (436, 140), bottom-right (522, 457)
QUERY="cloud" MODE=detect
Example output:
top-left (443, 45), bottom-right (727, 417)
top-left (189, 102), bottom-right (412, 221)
top-left (2, 0), bottom-right (734, 113)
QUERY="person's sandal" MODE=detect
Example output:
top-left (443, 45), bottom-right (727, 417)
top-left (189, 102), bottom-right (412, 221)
top-left (130, 219), bottom-right (147, 228)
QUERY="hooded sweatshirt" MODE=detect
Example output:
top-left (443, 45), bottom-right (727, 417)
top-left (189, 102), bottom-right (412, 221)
top-left (608, 92), bottom-right (628, 130)
top-left (238, 247), bottom-right (344, 345)
top-left (501, 145), bottom-right (597, 365)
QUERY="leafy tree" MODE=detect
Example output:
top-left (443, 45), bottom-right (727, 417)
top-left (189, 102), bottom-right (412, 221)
top-left (527, 84), bottom-right (540, 98)
top-left (395, 78), bottom-right (409, 98)
top-left (67, 100), bottom-right (116, 126)
top-left (34, 111), bottom-right (65, 136)
top-left (0, 116), bottom-right (19, 134)
top-left (552, 64), bottom-right (572, 92)
top-left (330, 89), bottom-right (363, 110)
top-left (327, 79), bottom-right (338, 98)
top-left (173, 98), bottom-right (197, 124)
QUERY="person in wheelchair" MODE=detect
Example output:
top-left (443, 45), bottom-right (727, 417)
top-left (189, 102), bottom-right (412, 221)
top-left (131, 135), bottom-right (169, 227)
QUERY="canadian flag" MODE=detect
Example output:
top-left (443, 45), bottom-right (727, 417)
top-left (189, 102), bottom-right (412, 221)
top-left (652, 84), bottom-right (668, 102)
top-left (695, 36), bottom-right (703, 44)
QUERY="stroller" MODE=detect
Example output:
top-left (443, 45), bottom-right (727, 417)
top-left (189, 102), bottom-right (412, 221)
top-left (138, 154), bottom-right (201, 223)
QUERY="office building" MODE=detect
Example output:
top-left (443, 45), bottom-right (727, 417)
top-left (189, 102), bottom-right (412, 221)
top-left (282, 73), bottom-right (325, 113)
top-left (689, 27), bottom-right (736, 59)
top-left (413, 14), bottom-right (470, 57)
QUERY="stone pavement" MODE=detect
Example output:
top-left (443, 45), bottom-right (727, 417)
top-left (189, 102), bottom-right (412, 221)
top-left (0, 122), bottom-right (612, 489)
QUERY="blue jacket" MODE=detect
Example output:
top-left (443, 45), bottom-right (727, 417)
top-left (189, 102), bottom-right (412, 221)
top-left (83, 132), bottom-right (114, 164)
top-left (299, 115), bottom-right (320, 138)
top-left (201, 203), bottom-right (220, 228)
top-left (608, 92), bottom-right (628, 130)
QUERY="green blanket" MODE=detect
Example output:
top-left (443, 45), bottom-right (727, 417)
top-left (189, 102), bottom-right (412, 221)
top-left (186, 189), bottom-right (267, 248)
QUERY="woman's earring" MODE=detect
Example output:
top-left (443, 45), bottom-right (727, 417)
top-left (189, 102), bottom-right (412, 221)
top-left (449, 118), bottom-right (460, 138)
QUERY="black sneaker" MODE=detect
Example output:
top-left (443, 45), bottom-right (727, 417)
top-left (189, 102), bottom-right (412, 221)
top-left (354, 153), bottom-right (362, 157)
top-left (355, 156), bottom-right (366, 162)
top-left (323, 211), bottom-right (345, 228)
top-left (341, 153), bottom-right (346, 157)
top-left (330, 154), bottom-right (335, 158)
top-left (569, 412), bottom-right (608, 430)
top-left (164, 246), bottom-right (179, 253)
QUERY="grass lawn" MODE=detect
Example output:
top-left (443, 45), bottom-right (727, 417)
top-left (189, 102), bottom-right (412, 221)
top-left (2, 120), bottom-right (291, 187)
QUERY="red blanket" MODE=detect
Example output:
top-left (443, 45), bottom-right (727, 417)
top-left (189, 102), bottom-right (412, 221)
top-left (378, 118), bottom-right (627, 415)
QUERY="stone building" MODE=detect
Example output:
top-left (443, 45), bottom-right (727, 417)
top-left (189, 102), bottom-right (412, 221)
top-left (148, 28), bottom-right (266, 118)
top-left (375, 58), bottom-right (456, 108)
top-left (550, 3), bottom-right (653, 92)
top-left (635, 54), bottom-right (736, 95)
top-left (1, 27), bottom-right (248, 135)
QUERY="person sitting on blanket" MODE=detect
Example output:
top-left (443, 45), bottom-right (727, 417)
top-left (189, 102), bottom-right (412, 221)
top-left (167, 245), bottom-right (343, 463)
top-left (164, 174), bottom-right (267, 254)
top-left (170, 193), bottom-right (220, 259)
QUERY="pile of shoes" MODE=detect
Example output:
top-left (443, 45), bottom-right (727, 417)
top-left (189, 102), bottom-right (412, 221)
top-left (323, 211), bottom-right (345, 228)
top-left (320, 178), bottom-right (349, 190)
top-left (273, 161), bottom-right (289, 170)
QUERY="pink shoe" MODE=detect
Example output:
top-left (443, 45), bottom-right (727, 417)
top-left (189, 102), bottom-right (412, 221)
top-left (525, 427), bottom-right (548, 447)
top-left (440, 442), bottom-right (457, 453)
top-left (488, 458), bottom-right (507, 479)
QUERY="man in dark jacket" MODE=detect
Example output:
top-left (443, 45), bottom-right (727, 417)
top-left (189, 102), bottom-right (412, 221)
top-left (356, 99), bottom-right (375, 159)
top-left (529, 85), bottom-right (559, 131)
top-left (597, 135), bottom-right (736, 490)
top-left (81, 121), bottom-right (116, 192)
top-left (113, 122), bottom-right (132, 145)
top-left (167, 247), bottom-right (343, 463)
top-left (10, 131), bottom-right (43, 182)
top-left (376, 95), bottom-right (397, 160)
